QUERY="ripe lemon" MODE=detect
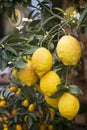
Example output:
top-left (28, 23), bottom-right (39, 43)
top-left (0, 100), bottom-right (6, 107)
top-left (12, 68), bottom-right (19, 79)
top-left (40, 71), bottom-right (61, 96)
top-left (58, 92), bottom-right (80, 120)
top-left (16, 88), bottom-right (21, 95)
top-left (45, 95), bottom-right (59, 108)
top-left (3, 124), bottom-right (8, 128)
top-left (3, 128), bottom-right (8, 130)
top-left (10, 86), bottom-right (18, 92)
top-left (31, 47), bottom-right (53, 78)
top-left (11, 109), bottom-right (17, 116)
top-left (40, 124), bottom-right (46, 130)
top-left (48, 124), bottom-right (54, 130)
top-left (56, 35), bottom-right (81, 65)
top-left (28, 103), bottom-right (35, 112)
top-left (23, 99), bottom-right (29, 107)
top-left (18, 59), bottom-right (38, 86)
top-left (49, 108), bottom-right (55, 120)
top-left (15, 124), bottom-right (22, 130)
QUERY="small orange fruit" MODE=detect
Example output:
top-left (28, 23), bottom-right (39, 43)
top-left (11, 109), bottom-right (17, 116)
top-left (28, 103), bottom-right (35, 112)
top-left (0, 100), bottom-right (6, 107)
top-left (15, 124), bottom-right (22, 130)
top-left (23, 99), bottom-right (29, 107)
top-left (10, 86), bottom-right (18, 92)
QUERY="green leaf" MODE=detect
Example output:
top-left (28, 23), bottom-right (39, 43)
top-left (21, 85), bottom-right (33, 100)
top-left (54, 7), bottom-right (64, 13)
top-left (0, 53), bottom-right (7, 70)
top-left (85, 23), bottom-right (87, 36)
top-left (12, 58), bottom-right (27, 68)
top-left (29, 112), bottom-right (37, 120)
top-left (78, 9), bottom-right (87, 26)
top-left (7, 37), bottom-right (29, 43)
top-left (28, 116), bottom-right (33, 129)
top-left (50, 89), bottom-right (67, 98)
top-left (1, 50), bottom-right (9, 61)
top-left (68, 85), bottom-right (83, 95)
top-left (0, 35), bottom-right (10, 44)
top-left (24, 46), bottom-right (39, 55)
top-left (29, 19), bottom-right (41, 27)
top-left (5, 46), bottom-right (18, 56)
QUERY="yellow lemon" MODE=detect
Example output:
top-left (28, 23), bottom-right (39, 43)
top-left (58, 92), bottom-right (80, 120)
top-left (28, 103), bottom-right (35, 112)
top-left (48, 124), bottom-right (54, 130)
top-left (49, 108), bottom-right (55, 120)
top-left (31, 47), bottom-right (52, 78)
top-left (10, 86), bottom-right (18, 92)
top-left (23, 99), bottom-right (29, 107)
top-left (18, 59), bottom-right (38, 86)
top-left (0, 100), bottom-right (6, 107)
top-left (56, 35), bottom-right (81, 65)
top-left (15, 124), bottom-right (22, 130)
top-left (40, 71), bottom-right (61, 96)
top-left (16, 88), bottom-right (21, 95)
top-left (11, 109), bottom-right (17, 116)
top-left (40, 124), bottom-right (46, 130)
top-left (12, 68), bottom-right (19, 79)
top-left (3, 128), bottom-right (8, 130)
top-left (45, 95), bottom-right (59, 108)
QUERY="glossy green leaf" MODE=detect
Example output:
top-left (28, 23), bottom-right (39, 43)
top-left (54, 7), bottom-right (64, 13)
top-left (12, 58), bottom-right (27, 68)
top-left (68, 85), bottom-right (83, 95)
top-left (85, 23), bottom-right (87, 36)
top-left (5, 46), bottom-right (18, 56)
top-left (78, 9), bottom-right (87, 26)
top-left (0, 35), bottom-right (10, 44)
top-left (50, 88), bottom-right (67, 98)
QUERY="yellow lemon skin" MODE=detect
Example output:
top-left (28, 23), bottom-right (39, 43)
top-left (23, 99), bottom-right (29, 107)
top-left (31, 47), bottom-right (53, 78)
top-left (0, 100), bottom-right (6, 107)
top-left (18, 59), bottom-right (38, 86)
top-left (56, 35), bottom-right (81, 65)
top-left (12, 68), bottom-right (19, 79)
top-left (28, 103), bottom-right (35, 112)
top-left (40, 71), bottom-right (61, 96)
top-left (58, 92), bottom-right (80, 120)
top-left (45, 95), bottom-right (59, 108)
top-left (15, 124), bottom-right (22, 130)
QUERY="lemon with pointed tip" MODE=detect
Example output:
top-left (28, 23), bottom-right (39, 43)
top-left (18, 59), bottom-right (38, 86)
top-left (40, 71), bottom-right (61, 96)
top-left (56, 35), bottom-right (81, 65)
top-left (31, 47), bottom-right (52, 78)
top-left (58, 92), bottom-right (80, 120)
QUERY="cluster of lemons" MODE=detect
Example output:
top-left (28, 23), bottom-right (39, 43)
top-left (0, 35), bottom-right (82, 130)
top-left (12, 35), bottom-right (82, 122)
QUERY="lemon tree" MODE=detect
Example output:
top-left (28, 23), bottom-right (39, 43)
top-left (0, 0), bottom-right (86, 130)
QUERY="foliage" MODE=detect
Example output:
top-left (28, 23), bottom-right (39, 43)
top-left (0, 0), bottom-right (86, 129)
